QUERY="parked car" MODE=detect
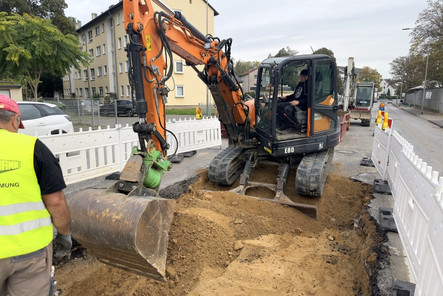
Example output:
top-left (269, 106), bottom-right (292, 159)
top-left (99, 100), bottom-right (135, 117)
top-left (18, 101), bottom-right (74, 136)
top-left (45, 100), bottom-right (67, 111)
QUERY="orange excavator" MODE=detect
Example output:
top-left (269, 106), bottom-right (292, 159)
top-left (68, 0), bottom-right (341, 281)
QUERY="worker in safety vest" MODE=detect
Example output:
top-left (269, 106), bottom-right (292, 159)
top-left (0, 95), bottom-right (72, 296)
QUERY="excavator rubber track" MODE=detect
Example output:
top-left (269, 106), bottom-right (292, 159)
top-left (208, 146), bottom-right (245, 185)
top-left (296, 148), bottom-right (335, 197)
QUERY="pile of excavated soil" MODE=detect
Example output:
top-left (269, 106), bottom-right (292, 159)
top-left (56, 171), bottom-right (382, 296)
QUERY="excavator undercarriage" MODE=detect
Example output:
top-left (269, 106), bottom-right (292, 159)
top-left (208, 146), bottom-right (335, 219)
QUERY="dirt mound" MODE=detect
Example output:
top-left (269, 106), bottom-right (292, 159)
top-left (56, 172), bottom-right (381, 296)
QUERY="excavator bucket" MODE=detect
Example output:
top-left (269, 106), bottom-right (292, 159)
top-left (68, 188), bottom-right (175, 281)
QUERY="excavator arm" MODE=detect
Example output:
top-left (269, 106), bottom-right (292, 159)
top-left (124, 0), bottom-right (249, 153)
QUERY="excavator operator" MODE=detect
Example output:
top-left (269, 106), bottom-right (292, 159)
top-left (277, 69), bottom-right (309, 133)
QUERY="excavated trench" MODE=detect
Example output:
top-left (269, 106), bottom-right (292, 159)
top-left (55, 167), bottom-right (386, 296)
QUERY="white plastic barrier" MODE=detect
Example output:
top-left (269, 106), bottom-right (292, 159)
top-left (39, 117), bottom-right (222, 185)
top-left (372, 119), bottom-right (443, 296)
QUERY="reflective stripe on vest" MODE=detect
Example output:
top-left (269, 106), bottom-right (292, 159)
top-left (0, 129), bottom-right (53, 259)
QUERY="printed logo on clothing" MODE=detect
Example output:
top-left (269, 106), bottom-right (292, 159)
top-left (295, 86), bottom-right (303, 98)
top-left (0, 159), bottom-right (21, 174)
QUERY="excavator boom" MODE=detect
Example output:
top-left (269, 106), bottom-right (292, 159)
top-left (69, 0), bottom-right (251, 281)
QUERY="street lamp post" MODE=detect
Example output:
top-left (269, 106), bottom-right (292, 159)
top-left (420, 48), bottom-right (429, 114)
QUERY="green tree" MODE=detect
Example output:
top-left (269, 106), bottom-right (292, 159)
top-left (410, 0), bottom-right (443, 86)
top-left (0, 0), bottom-right (75, 34)
top-left (234, 60), bottom-right (260, 76)
top-left (274, 46), bottom-right (298, 57)
top-left (0, 13), bottom-right (90, 99)
top-left (359, 66), bottom-right (382, 90)
top-left (313, 47), bottom-right (342, 93)
top-left (390, 54), bottom-right (424, 90)
top-left (391, 1), bottom-right (442, 88)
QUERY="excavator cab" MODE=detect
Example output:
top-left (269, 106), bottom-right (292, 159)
top-left (254, 55), bottom-right (340, 157)
top-left (222, 55), bottom-right (341, 217)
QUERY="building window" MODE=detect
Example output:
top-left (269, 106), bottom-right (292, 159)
top-left (96, 46), bottom-right (101, 56)
top-left (120, 86), bottom-right (124, 96)
top-left (124, 36), bottom-right (128, 47)
top-left (102, 23), bottom-right (105, 33)
top-left (81, 34), bottom-right (86, 45)
top-left (126, 85), bottom-right (130, 97)
top-left (92, 87), bottom-right (96, 97)
top-left (175, 61), bottom-right (184, 73)
top-left (118, 37), bottom-right (122, 49)
top-left (95, 26), bottom-right (100, 36)
top-left (176, 85), bottom-right (185, 98)
top-left (83, 70), bottom-right (88, 81)
top-left (90, 68), bottom-right (95, 80)
top-left (88, 30), bottom-right (93, 42)
top-left (105, 86), bottom-right (108, 94)
top-left (125, 61), bottom-right (129, 73)
top-left (89, 49), bottom-right (94, 57)
top-left (99, 87), bottom-right (104, 96)
top-left (102, 44), bottom-right (106, 55)
top-left (104, 65), bottom-right (107, 76)
top-left (97, 66), bottom-right (102, 77)
top-left (78, 71), bottom-right (82, 79)
top-left (119, 63), bottom-right (123, 74)
top-left (117, 13), bottom-right (121, 25)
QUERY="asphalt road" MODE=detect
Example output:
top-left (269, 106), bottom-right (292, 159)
top-left (384, 103), bottom-right (443, 175)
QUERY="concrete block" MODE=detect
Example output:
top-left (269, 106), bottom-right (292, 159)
top-left (360, 156), bottom-right (375, 167)
top-left (379, 207), bottom-right (397, 232)
top-left (391, 279), bottom-right (415, 296)
top-left (374, 179), bottom-right (391, 194)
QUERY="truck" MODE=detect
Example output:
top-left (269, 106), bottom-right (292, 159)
top-left (342, 57), bottom-right (375, 127)
top-left (68, 0), bottom-right (341, 281)
top-left (350, 82), bottom-right (375, 126)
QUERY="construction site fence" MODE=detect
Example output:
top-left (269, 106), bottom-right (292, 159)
top-left (371, 118), bottom-right (443, 296)
top-left (43, 98), bottom-right (128, 128)
top-left (404, 88), bottom-right (443, 114)
top-left (38, 117), bottom-right (222, 185)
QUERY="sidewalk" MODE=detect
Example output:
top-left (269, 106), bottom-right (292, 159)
top-left (398, 104), bottom-right (443, 128)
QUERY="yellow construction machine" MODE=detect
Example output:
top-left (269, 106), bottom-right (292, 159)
top-left (68, 0), bottom-right (341, 281)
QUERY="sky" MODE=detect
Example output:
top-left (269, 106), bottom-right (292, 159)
top-left (64, 0), bottom-right (429, 79)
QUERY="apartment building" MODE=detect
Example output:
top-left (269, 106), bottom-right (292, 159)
top-left (63, 0), bottom-right (217, 107)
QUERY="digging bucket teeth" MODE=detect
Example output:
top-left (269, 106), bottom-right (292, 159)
top-left (68, 188), bottom-right (175, 281)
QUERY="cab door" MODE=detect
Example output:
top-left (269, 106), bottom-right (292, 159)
top-left (309, 59), bottom-right (338, 135)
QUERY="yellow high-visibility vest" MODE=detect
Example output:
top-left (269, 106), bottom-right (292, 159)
top-left (0, 129), bottom-right (53, 259)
